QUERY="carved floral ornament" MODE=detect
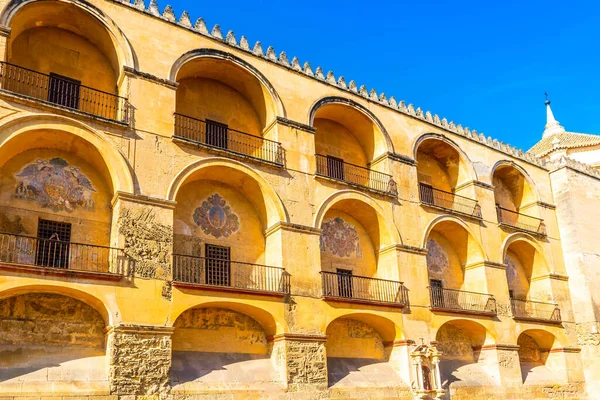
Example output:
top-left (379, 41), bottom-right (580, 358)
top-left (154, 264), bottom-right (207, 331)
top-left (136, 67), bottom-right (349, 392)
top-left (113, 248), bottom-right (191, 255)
top-left (320, 217), bottom-right (362, 258)
top-left (193, 193), bottom-right (240, 238)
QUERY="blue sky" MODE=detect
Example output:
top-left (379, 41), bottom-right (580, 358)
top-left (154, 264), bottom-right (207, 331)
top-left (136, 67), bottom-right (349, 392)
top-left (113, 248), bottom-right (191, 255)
top-left (164, 0), bottom-right (599, 150)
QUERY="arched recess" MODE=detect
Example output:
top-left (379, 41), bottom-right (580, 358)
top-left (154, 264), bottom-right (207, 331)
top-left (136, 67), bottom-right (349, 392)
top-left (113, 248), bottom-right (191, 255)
top-left (413, 134), bottom-right (478, 201)
top-left (170, 303), bottom-right (285, 392)
top-left (491, 161), bottom-right (542, 228)
top-left (325, 313), bottom-right (406, 389)
top-left (435, 319), bottom-right (497, 387)
top-left (1, 0), bottom-right (136, 96)
top-left (170, 48), bottom-right (285, 143)
top-left (0, 114), bottom-right (133, 260)
top-left (517, 329), bottom-right (567, 384)
top-left (502, 233), bottom-right (553, 302)
top-left (314, 190), bottom-right (401, 282)
top-left (309, 96), bottom-right (394, 181)
top-left (422, 216), bottom-right (487, 293)
top-left (168, 157), bottom-right (287, 274)
top-left (0, 289), bottom-right (110, 392)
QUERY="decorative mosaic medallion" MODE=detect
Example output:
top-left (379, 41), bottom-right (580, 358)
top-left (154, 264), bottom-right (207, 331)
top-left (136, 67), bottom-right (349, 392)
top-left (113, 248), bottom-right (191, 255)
top-left (426, 239), bottom-right (448, 276)
top-left (320, 217), bottom-right (362, 258)
top-left (193, 194), bottom-right (240, 238)
top-left (14, 158), bottom-right (96, 212)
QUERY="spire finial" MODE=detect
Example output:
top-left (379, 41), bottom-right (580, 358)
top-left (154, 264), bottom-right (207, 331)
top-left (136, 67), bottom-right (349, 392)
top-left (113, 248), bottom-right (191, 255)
top-left (542, 94), bottom-right (565, 138)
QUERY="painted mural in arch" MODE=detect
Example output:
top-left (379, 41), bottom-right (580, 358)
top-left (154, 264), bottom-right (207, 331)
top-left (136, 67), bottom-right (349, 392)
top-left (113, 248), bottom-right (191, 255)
top-left (504, 255), bottom-right (521, 287)
top-left (426, 238), bottom-right (448, 277)
top-left (320, 217), bottom-right (362, 258)
top-left (14, 158), bottom-right (96, 212)
top-left (193, 193), bottom-right (240, 238)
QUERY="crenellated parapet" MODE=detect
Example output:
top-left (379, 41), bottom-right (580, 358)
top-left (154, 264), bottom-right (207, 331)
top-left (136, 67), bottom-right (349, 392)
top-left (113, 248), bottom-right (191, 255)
top-left (548, 156), bottom-right (600, 180)
top-left (120, 0), bottom-right (545, 170)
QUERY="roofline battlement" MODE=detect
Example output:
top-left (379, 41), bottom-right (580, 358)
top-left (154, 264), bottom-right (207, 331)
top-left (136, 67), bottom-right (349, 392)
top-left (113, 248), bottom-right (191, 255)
top-left (110, 0), bottom-right (546, 169)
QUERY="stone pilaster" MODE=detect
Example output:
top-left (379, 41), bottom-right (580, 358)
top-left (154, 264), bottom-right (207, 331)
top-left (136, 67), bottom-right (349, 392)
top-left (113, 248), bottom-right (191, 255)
top-left (271, 333), bottom-right (328, 392)
top-left (107, 324), bottom-right (175, 398)
top-left (476, 344), bottom-right (522, 385)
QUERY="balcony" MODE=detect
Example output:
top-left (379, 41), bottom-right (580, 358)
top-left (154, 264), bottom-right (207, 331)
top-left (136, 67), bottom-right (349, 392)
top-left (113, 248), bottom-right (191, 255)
top-left (419, 183), bottom-right (481, 218)
top-left (320, 271), bottom-right (408, 307)
top-left (172, 254), bottom-right (290, 296)
top-left (511, 298), bottom-right (562, 324)
top-left (429, 287), bottom-right (497, 316)
top-left (0, 231), bottom-right (127, 279)
top-left (173, 114), bottom-right (284, 166)
top-left (0, 62), bottom-right (130, 123)
top-left (315, 154), bottom-right (398, 196)
top-left (496, 206), bottom-right (546, 236)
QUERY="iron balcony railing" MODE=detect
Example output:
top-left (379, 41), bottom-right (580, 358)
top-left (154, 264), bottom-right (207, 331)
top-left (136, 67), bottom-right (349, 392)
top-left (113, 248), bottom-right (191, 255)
top-left (511, 298), bottom-right (562, 324)
top-left (429, 287), bottom-right (497, 316)
top-left (0, 62), bottom-right (130, 123)
top-left (419, 183), bottom-right (481, 218)
top-left (496, 206), bottom-right (546, 235)
top-left (172, 254), bottom-right (290, 295)
top-left (0, 231), bottom-right (127, 275)
top-left (321, 271), bottom-right (408, 306)
top-left (174, 113), bottom-right (284, 166)
top-left (315, 154), bottom-right (398, 196)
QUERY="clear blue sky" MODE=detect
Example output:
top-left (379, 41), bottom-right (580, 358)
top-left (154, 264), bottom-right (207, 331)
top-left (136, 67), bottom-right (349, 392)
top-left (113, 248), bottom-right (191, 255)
top-left (164, 0), bottom-right (599, 150)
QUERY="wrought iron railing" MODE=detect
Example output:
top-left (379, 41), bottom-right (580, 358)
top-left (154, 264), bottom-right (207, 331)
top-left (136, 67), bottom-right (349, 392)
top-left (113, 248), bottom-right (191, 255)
top-left (173, 254), bottom-right (290, 295)
top-left (429, 287), bottom-right (496, 315)
top-left (0, 232), bottom-right (127, 275)
top-left (321, 271), bottom-right (408, 306)
top-left (0, 62), bottom-right (129, 123)
top-left (511, 298), bottom-right (561, 323)
top-left (315, 154), bottom-right (398, 195)
top-left (419, 183), bottom-right (481, 217)
top-left (496, 206), bottom-right (546, 235)
top-left (174, 113), bottom-right (284, 166)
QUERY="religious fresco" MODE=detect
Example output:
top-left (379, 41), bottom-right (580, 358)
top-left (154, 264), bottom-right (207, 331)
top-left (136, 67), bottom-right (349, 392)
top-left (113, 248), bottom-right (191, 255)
top-left (426, 238), bottom-right (448, 276)
top-left (193, 193), bottom-right (240, 238)
top-left (14, 158), bottom-right (96, 212)
top-left (320, 217), bottom-right (362, 258)
top-left (504, 255), bottom-right (521, 286)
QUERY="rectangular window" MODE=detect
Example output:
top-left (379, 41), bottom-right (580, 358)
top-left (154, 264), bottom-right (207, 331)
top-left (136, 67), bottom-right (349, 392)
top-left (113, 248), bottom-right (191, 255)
top-left (419, 182), bottom-right (435, 205)
top-left (205, 244), bottom-right (231, 286)
top-left (36, 219), bottom-right (71, 269)
top-left (326, 155), bottom-right (345, 181)
top-left (48, 73), bottom-right (81, 110)
top-left (205, 119), bottom-right (228, 150)
top-left (337, 268), bottom-right (353, 298)
top-left (429, 279), bottom-right (444, 308)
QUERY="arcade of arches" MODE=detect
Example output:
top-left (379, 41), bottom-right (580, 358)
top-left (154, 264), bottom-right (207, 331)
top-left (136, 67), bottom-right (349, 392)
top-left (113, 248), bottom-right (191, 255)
top-left (0, 0), bottom-right (590, 399)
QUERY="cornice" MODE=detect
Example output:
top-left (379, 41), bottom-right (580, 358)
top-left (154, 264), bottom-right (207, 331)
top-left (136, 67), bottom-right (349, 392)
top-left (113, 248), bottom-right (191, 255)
top-left (265, 221), bottom-right (321, 237)
top-left (124, 66), bottom-right (179, 89)
top-left (268, 333), bottom-right (328, 343)
top-left (111, 191), bottom-right (177, 210)
top-left (377, 243), bottom-right (428, 256)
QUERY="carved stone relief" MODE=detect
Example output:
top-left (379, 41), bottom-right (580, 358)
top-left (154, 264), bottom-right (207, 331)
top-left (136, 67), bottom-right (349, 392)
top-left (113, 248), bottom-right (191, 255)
top-left (320, 217), bottom-right (362, 258)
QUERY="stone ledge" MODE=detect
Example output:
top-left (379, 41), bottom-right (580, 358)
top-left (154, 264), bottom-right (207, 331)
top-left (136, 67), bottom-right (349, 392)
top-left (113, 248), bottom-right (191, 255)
top-left (124, 65), bottom-right (179, 89)
top-left (274, 116), bottom-right (316, 133)
top-left (111, 190), bottom-right (177, 210)
top-left (107, 324), bottom-right (175, 335)
top-left (265, 221), bottom-right (321, 237)
top-left (268, 333), bottom-right (328, 343)
top-left (378, 243), bottom-right (428, 256)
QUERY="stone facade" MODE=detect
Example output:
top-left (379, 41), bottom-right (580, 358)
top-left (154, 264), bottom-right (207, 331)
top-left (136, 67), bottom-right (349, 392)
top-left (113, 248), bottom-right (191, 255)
top-left (0, 0), bottom-right (594, 398)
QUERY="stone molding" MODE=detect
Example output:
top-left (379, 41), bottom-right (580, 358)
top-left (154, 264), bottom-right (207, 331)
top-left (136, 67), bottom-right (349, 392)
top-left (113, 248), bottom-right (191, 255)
top-left (464, 260), bottom-right (507, 271)
top-left (107, 324), bottom-right (175, 335)
top-left (108, 0), bottom-right (547, 171)
top-left (0, 24), bottom-right (11, 37)
top-left (377, 243), bottom-right (428, 256)
top-left (268, 333), bottom-right (328, 343)
top-left (111, 190), bottom-right (177, 210)
top-left (455, 179), bottom-right (495, 191)
top-left (383, 339), bottom-right (415, 347)
top-left (531, 273), bottom-right (569, 282)
top-left (550, 347), bottom-right (581, 353)
top-left (123, 65), bottom-right (179, 89)
top-left (265, 221), bottom-right (322, 237)
top-left (274, 116), bottom-right (317, 133)
top-left (477, 344), bottom-right (520, 351)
